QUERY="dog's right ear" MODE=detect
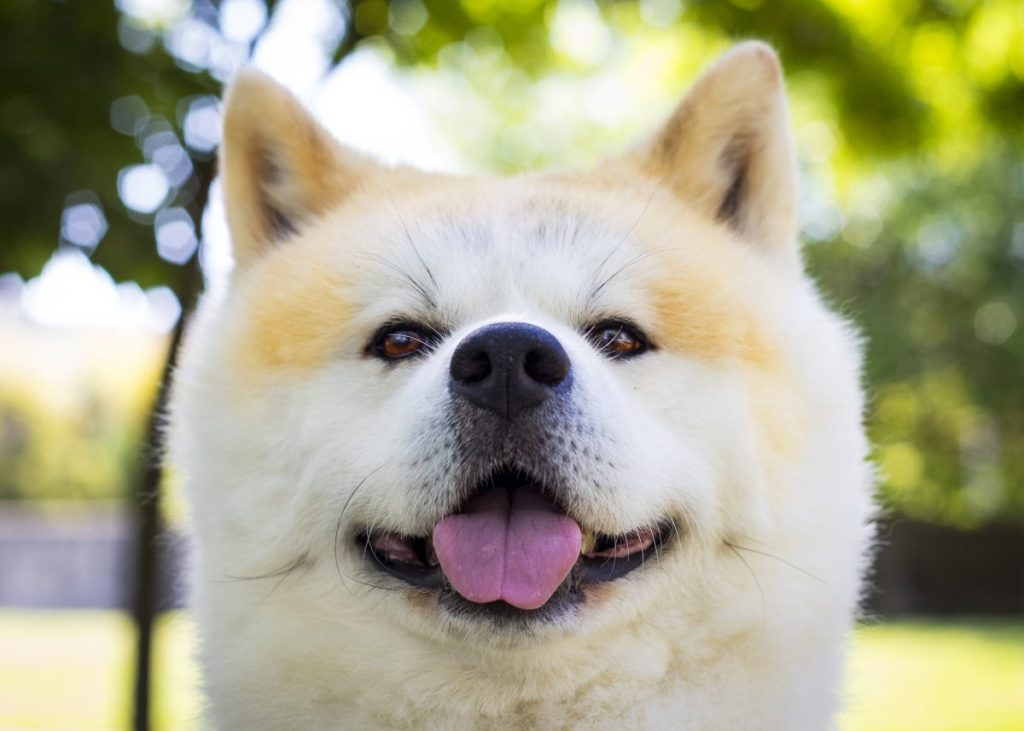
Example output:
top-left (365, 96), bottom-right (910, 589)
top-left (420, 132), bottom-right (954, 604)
top-left (624, 42), bottom-right (800, 267)
top-left (220, 71), bottom-right (375, 267)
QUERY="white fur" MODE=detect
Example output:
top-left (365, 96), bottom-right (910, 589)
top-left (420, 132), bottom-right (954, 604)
top-left (168, 45), bottom-right (874, 730)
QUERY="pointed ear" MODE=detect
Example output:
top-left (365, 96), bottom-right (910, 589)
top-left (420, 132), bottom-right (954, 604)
top-left (220, 70), bottom-right (373, 266)
top-left (633, 42), bottom-right (799, 261)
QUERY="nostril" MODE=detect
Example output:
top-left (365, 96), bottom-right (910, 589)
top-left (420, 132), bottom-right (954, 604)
top-left (450, 346), bottom-right (492, 384)
top-left (523, 347), bottom-right (569, 387)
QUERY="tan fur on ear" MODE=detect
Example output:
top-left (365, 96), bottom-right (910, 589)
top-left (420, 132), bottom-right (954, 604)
top-left (221, 71), bottom-right (375, 266)
top-left (631, 42), bottom-right (799, 263)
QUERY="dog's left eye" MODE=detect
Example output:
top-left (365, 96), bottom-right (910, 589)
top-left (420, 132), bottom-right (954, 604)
top-left (587, 321), bottom-right (648, 359)
top-left (372, 326), bottom-right (432, 361)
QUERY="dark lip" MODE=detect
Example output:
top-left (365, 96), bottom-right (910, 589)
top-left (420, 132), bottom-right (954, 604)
top-left (356, 466), bottom-right (676, 618)
top-left (361, 522), bottom-right (674, 585)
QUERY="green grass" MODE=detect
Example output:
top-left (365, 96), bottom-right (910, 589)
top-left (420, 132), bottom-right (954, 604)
top-left (1, 611), bottom-right (1021, 730)
top-left (840, 620), bottom-right (1024, 731)
top-left (0, 610), bottom-right (200, 730)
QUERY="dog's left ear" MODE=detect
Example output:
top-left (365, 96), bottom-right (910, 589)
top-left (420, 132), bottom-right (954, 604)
top-left (630, 42), bottom-right (799, 263)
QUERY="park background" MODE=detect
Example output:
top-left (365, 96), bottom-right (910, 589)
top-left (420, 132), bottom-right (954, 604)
top-left (1, 0), bottom-right (1022, 728)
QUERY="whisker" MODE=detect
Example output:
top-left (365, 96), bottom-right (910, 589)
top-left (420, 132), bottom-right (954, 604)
top-left (596, 325), bottom-right (626, 356)
top-left (219, 554), bottom-right (310, 603)
top-left (650, 522), bottom-right (662, 565)
top-left (333, 463), bottom-right (389, 595)
top-left (220, 554), bottom-right (308, 583)
top-left (420, 321), bottom-right (447, 341)
top-left (383, 180), bottom-right (439, 298)
top-left (356, 251), bottom-right (436, 311)
top-left (589, 249), bottom-right (660, 306)
top-left (726, 542), bottom-right (766, 623)
top-left (350, 529), bottom-right (407, 594)
top-left (725, 541), bottom-right (827, 585)
top-left (346, 577), bottom-right (404, 593)
top-left (260, 566), bottom-right (296, 603)
top-left (667, 515), bottom-right (684, 546)
top-left (587, 178), bottom-right (664, 307)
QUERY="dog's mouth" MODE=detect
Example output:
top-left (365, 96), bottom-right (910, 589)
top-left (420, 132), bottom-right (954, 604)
top-left (356, 467), bottom-right (673, 618)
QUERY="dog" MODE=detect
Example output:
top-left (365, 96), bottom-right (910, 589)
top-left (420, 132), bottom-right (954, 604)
top-left (168, 41), bottom-right (874, 729)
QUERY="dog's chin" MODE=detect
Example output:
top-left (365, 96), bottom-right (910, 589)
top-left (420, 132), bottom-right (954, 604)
top-left (354, 466), bottom-right (676, 633)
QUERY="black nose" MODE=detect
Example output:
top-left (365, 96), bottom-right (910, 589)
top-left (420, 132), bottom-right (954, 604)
top-left (449, 322), bottom-right (571, 419)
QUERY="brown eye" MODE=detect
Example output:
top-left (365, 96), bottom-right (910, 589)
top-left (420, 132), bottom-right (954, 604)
top-left (372, 325), bottom-right (433, 361)
top-left (382, 331), bottom-right (424, 358)
top-left (587, 321), bottom-right (648, 359)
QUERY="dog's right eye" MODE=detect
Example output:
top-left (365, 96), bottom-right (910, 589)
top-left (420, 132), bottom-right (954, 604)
top-left (373, 328), bottom-right (430, 360)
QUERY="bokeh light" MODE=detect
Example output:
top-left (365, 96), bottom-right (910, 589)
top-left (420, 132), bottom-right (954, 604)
top-left (19, 249), bottom-right (178, 333)
top-left (117, 164), bottom-right (170, 214)
top-left (154, 207), bottom-right (198, 265)
top-left (109, 95), bottom-right (149, 137)
top-left (180, 95), bottom-right (222, 153)
top-left (218, 0), bottom-right (267, 44)
top-left (59, 196), bottom-right (108, 252)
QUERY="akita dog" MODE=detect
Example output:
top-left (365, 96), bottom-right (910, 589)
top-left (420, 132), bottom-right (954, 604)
top-left (169, 42), bottom-right (874, 729)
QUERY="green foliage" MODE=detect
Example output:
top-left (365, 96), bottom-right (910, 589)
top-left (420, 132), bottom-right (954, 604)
top-left (0, 0), bottom-right (216, 289)
top-left (0, 329), bottom-right (163, 500)
top-left (808, 152), bottom-right (1024, 526)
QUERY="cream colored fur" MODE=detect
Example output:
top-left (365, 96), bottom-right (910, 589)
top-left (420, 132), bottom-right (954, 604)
top-left (168, 42), bottom-right (874, 730)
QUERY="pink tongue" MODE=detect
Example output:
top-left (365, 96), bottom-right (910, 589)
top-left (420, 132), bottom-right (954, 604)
top-left (432, 487), bottom-right (582, 610)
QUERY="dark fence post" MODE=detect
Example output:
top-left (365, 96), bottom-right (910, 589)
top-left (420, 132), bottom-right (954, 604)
top-left (131, 316), bottom-right (186, 731)
top-left (130, 124), bottom-right (211, 730)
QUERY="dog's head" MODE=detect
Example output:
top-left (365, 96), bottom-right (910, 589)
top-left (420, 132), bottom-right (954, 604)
top-left (172, 43), bottom-right (865, 645)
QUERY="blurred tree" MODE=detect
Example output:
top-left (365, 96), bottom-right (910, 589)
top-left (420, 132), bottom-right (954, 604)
top-left (807, 149), bottom-right (1024, 527)
top-left (0, 1), bottom-right (216, 290)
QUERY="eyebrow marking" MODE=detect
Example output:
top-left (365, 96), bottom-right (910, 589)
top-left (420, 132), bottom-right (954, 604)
top-left (383, 180), bottom-right (438, 307)
top-left (356, 251), bottom-right (438, 312)
top-left (586, 178), bottom-right (664, 309)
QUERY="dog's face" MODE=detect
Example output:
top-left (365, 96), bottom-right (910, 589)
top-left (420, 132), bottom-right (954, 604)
top-left (174, 44), bottom-right (860, 650)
